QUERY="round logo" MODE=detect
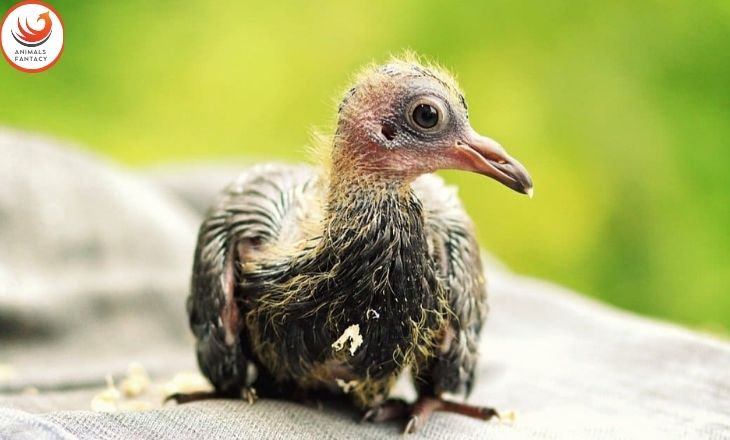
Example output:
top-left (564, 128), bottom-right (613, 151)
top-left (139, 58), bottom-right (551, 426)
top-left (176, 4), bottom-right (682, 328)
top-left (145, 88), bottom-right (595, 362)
top-left (1, 1), bottom-right (64, 73)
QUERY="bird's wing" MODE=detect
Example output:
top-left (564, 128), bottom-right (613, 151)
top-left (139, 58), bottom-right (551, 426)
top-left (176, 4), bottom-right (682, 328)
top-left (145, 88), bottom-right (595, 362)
top-left (187, 163), bottom-right (318, 395)
top-left (412, 174), bottom-right (488, 396)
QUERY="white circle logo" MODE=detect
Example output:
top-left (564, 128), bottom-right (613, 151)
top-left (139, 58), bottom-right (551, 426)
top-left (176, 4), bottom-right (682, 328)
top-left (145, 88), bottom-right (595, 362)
top-left (1, 1), bottom-right (64, 73)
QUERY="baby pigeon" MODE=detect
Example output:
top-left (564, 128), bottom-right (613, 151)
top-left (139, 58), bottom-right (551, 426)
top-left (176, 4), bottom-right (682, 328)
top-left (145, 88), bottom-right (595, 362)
top-left (174, 56), bottom-right (533, 434)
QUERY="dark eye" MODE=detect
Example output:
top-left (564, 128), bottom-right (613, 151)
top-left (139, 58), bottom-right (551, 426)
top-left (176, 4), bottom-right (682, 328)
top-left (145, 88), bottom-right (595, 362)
top-left (407, 96), bottom-right (449, 133)
top-left (412, 104), bottom-right (439, 129)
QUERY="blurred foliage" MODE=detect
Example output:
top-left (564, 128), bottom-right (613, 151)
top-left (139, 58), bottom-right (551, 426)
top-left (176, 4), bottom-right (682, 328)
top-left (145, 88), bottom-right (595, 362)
top-left (1, 0), bottom-right (729, 333)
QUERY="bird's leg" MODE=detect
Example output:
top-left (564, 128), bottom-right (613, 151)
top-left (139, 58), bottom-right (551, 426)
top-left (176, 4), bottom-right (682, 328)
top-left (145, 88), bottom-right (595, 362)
top-left (404, 396), bottom-right (499, 434)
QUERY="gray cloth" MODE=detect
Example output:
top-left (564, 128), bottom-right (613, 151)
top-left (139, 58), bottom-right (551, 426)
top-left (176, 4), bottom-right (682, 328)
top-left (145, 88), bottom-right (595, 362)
top-left (0, 129), bottom-right (728, 439)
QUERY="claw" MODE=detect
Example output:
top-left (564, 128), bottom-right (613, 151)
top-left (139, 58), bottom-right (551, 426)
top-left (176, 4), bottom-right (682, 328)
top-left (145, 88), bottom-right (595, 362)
top-left (404, 415), bottom-right (419, 435)
top-left (360, 407), bottom-right (379, 423)
top-left (361, 399), bottom-right (410, 424)
top-left (241, 387), bottom-right (258, 405)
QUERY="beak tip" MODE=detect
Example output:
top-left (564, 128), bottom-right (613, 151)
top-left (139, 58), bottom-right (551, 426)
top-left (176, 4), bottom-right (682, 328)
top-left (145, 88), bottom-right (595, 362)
top-left (525, 187), bottom-right (534, 199)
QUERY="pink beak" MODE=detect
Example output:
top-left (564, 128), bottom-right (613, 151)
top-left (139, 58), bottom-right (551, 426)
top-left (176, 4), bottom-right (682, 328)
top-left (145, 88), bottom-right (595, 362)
top-left (443, 129), bottom-right (533, 197)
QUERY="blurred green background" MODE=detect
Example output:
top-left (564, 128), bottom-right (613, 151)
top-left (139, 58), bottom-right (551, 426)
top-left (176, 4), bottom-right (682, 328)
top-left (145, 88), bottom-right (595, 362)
top-left (2, 1), bottom-right (729, 333)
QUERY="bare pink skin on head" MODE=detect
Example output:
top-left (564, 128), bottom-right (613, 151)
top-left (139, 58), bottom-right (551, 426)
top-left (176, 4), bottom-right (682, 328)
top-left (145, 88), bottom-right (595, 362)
top-left (331, 59), bottom-right (533, 196)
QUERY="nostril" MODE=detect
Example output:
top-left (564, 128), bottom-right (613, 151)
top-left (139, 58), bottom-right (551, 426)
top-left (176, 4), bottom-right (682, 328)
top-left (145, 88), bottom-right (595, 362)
top-left (381, 123), bottom-right (396, 141)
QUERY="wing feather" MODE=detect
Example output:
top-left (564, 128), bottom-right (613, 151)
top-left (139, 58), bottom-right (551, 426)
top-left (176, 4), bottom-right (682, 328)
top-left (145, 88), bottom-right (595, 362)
top-left (187, 164), bottom-right (315, 394)
top-left (412, 174), bottom-right (488, 396)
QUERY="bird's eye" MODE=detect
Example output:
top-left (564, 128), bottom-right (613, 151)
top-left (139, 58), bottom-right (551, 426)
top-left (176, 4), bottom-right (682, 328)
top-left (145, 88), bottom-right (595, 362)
top-left (407, 97), bottom-right (449, 133)
top-left (412, 104), bottom-right (439, 129)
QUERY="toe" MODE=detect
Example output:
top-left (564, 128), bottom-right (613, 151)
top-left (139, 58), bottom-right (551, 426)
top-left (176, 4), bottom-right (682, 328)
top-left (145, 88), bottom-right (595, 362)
top-left (163, 393), bottom-right (181, 404)
top-left (478, 406), bottom-right (499, 420)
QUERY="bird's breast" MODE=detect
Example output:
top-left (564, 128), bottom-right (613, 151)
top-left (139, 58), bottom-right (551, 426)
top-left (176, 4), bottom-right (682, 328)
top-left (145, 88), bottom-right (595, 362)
top-left (244, 188), bottom-right (448, 405)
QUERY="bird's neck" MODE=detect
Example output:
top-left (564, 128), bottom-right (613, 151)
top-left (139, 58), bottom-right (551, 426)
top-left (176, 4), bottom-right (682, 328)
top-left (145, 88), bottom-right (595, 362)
top-left (322, 142), bottom-right (427, 262)
top-left (324, 161), bottom-right (419, 248)
top-left (319, 159), bottom-right (441, 303)
top-left (313, 155), bottom-right (445, 375)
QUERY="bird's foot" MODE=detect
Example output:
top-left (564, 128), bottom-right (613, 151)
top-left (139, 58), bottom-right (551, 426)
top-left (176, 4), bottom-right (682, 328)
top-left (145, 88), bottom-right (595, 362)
top-left (164, 387), bottom-right (258, 405)
top-left (362, 396), bottom-right (499, 434)
top-left (404, 396), bottom-right (499, 434)
top-left (360, 398), bottom-right (410, 423)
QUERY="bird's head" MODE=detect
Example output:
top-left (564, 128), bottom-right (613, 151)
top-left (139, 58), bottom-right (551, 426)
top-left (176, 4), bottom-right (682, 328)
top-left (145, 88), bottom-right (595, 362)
top-left (334, 57), bottom-right (533, 197)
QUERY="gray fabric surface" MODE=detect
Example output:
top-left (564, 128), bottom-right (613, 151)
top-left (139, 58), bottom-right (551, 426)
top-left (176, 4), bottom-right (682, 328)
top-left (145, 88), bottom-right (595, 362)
top-left (0, 129), bottom-right (728, 439)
